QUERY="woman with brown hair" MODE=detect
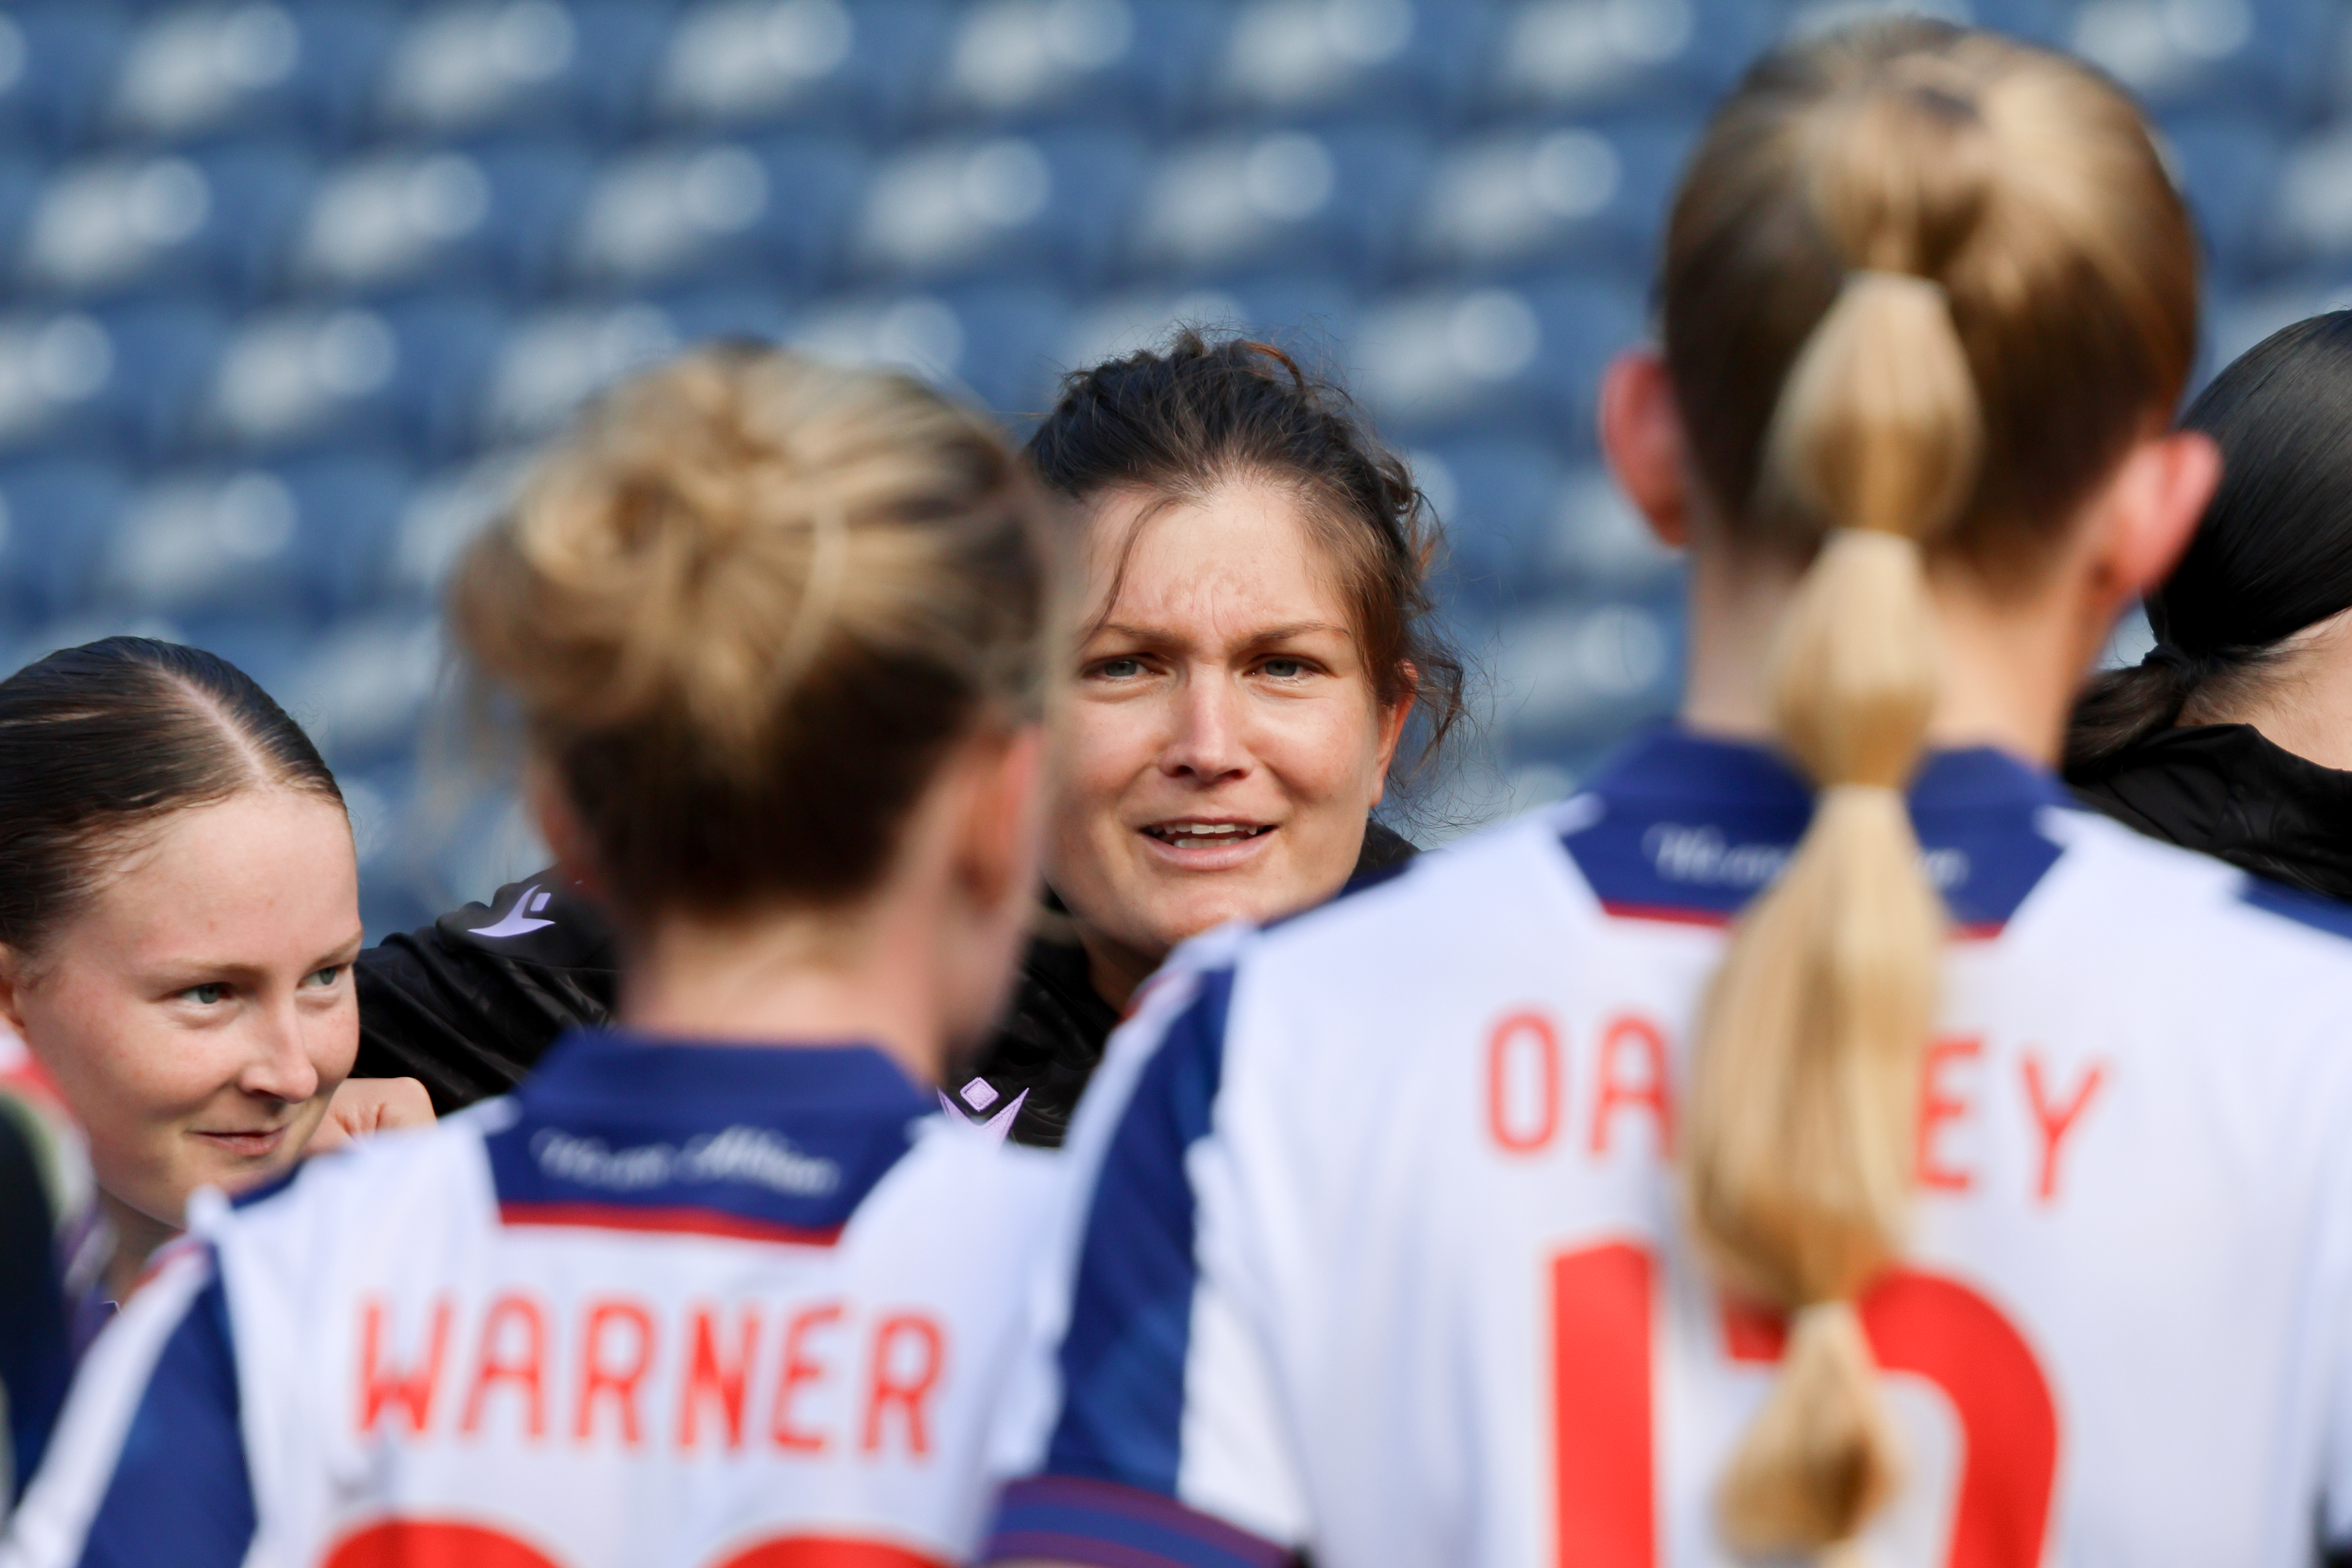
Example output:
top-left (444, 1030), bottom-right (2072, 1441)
top-left (9, 345), bottom-right (1066, 1568)
top-left (349, 331), bottom-right (1466, 1148)
top-left (986, 21), bottom-right (2352, 1568)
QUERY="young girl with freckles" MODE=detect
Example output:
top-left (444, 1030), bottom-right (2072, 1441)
top-left (0, 639), bottom-right (430, 1504)
top-left (0, 641), bottom-right (428, 1304)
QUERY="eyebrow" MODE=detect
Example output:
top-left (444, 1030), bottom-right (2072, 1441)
top-left (1089, 620), bottom-right (1352, 647)
top-left (150, 931), bottom-right (367, 985)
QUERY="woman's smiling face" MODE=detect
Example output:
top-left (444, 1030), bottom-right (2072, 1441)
top-left (0, 788), bottom-right (362, 1240)
top-left (1046, 477), bottom-right (1412, 999)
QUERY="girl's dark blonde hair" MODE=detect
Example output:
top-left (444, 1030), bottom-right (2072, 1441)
top-left (450, 344), bottom-right (1059, 921)
top-left (1663, 20), bottom-right (2195, 1557)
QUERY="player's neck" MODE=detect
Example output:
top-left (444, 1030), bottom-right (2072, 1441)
top-left (614, 898), bottom-right (948, 1088)
top-left (1677, 541), bottom-right (2095, 770)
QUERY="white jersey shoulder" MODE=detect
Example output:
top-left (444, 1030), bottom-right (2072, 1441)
top-left (9, 1034), bottom-right (1066, 1568)
top-left (988, 733), bottom-right (2352, 1568)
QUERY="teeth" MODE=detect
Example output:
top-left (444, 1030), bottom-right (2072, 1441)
top-left (1149, 823), bottom-right (1267, 849)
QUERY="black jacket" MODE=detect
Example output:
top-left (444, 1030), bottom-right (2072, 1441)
top-left (353, 823), bottom-right (1420, 1147)
top-left (2069, 723), bottom-right (2352, 902)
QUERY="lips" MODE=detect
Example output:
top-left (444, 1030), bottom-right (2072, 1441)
top-left (1141, 821), bottom-right (1274, 850)
top-left (188, 1126), bottom-right (292, 1160)
top-left (1136, 818), bottom-right (1278, 872)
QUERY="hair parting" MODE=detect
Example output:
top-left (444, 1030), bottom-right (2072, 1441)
top-left (0, 637), bottom-right (343, 961)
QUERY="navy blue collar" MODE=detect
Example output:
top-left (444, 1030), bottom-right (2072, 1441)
top-left (484, 1030), bottom-right (937, 1245)
top-left (1560, 726), bottom-right (2071, 932)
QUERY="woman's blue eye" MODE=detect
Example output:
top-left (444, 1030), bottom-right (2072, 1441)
top-left (1262, 659), bottom-right (1308, 678)
top-left (183, 983), bottom-right (229, 1005)
top-left (1096, 657), bottom-right (1145, 679)
top-left (306, 966), bottom-right (343, 989)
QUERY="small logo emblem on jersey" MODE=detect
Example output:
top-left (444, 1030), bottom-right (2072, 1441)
top-left (530, 1125), bottom-right (842, 1197)
top-left (470, 883), bottom-right (558, 938)
top-left (1642, 823), bottom-right (1968, 891)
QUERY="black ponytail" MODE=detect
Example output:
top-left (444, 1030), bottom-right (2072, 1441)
top-left (2067, 311), bottom-right (2352, 777)
top-left (0, 637), bottom-right (342, 958)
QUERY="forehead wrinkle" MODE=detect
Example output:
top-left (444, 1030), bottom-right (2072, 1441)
top-left (1089, 491), bottom-right (1359, 660)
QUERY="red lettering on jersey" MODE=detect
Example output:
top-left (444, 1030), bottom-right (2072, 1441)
top-left (1722, 1272), bottom-right (2058, 1568)
top-left (679, 1304), bottom-right (762, 1452)
top-left (323, 1519), bottom-right (563, 1568)
top-left (1589, 1015), bottom-right (1672, 1157)
top-left (461, 1294), bottom-right (547, 1440)
top-left (2022, 1054), bottom-right (2106, 1204)
top-left (1549, 1243), bottom-right (1655, 1568)
top-left (772, 1302), bottom-right (844, 1454)
top-left (1488, 1011), bottom-right (1562, 1153)
top-left (862, 1315), bottom-right (944, 1458)
top-left (358, 1298), bottom-right (450, 1437)
top-left (710, 1539), bottom-right (949, 1568)
top-left (1917, 1036), bottom-right (1981, 1193)
top-left (576, 1298), bottom-right (656, 1447)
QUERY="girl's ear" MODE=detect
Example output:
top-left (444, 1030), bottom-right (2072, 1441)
top-left (1600, 348), bottom-right (1696, 550)
top-left (0, 944), bottom-right (31, 1041)
top-left (1367, 664), bottom-right (1418, 810)
top-left (2109, 430), bottom-right (2223, 599)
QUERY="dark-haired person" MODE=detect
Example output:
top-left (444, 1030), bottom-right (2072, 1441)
top-left (351, 331), bottom-right (1465, 1146)
top-left (0, 640), bottom-right (431, 1325)
top-left (2067, 310), bottom-right (2352, 898)
top-left (8, 345), bottom-right (1064, 1568)
top-left (988, 23), bottom-right (2352, 1568)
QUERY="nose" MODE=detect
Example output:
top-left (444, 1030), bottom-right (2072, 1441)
top-left (1159, 666), bottom-right (1252, 785)
top-left (236, 993), bottom-right (322, 1107)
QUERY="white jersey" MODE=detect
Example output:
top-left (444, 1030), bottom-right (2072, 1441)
top-left (984, 730), bottom-right (2352, 1568)
top-left (6, 1031), bottom-right (1065, 1568)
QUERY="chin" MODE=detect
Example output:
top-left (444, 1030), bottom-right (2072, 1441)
top-left (1152, 894), bottom-right (1269, 949)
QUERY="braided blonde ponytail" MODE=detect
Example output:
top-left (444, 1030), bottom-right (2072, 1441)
top-left (1686, 266), bottom-right (1981, 1557)
top-left (1680, 73), bottom-right (1991, 1561)
top-left (1659, 22), bottom-right (2197, 1552)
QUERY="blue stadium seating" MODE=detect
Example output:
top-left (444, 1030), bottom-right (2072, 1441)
top-left (106, 2), bottom-right (400, 149)
top-left (1410, 118), bottom-right (1697, 280)
top-left (566, 132), bottom-right (871, 293)
top-left (853, 126), bottom-right (1148, 286)
top-left (0, 0), bottom-right (2340, 929)
top-left (0, 458), bottom-right (130, 619)
top-left (1206, 0), bottom-right (1499, 123)
top-left (2165, 115), bottom-right (2287, 281)
top-left (16, 141), bottom-right (316, 303)
top-left (375, 0), bottom-right (674, 143)
top-left (1481, 0), bottom-right (1776, 118)
top-left (0, 7), bottom-right (132, 156)
top-left (651, 0), bottom-right (955, 134)
top-left (930, 0), bottom-right (1234, 130)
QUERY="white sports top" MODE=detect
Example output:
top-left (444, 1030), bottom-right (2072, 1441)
top-left (6, 1031), bottom-right (1063, 1568)
top-left (984, 730), bottom-right (2352, 1568)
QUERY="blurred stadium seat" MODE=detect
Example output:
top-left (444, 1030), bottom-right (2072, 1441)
top-left (1128, 122), bottom-right (1425, 283)
top-left (106, 2), bottom-right (398, 147)
top-left (19, 142), bottom-right (314, 301)
top-left (1484, 0), bottom-right (1772, 116)
top-left (1210, 0), bottom-right (1496, 120)
top-left (0, 0), bottom-right (2338, 927)
top-left (935, 0), bottom-right (1232, 127)
top-left (652, 0), bottom-right (951, 132)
